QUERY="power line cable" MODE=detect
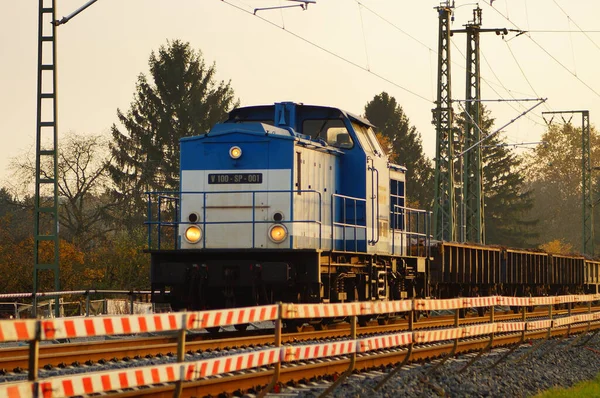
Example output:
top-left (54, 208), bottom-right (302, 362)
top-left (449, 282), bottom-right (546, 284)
top-left (220, 0), bottom-right (433, 102)
top-left (503, 41), bottom-right (550, 112)
top-left (354, 1), bottom-right (434, 52)
top-left (480, 50), bottom-right (546, 127)
top-left (357, 2), bottom-right (371, 71)
top-left (567, 17), bottom-right (577, 77)
top-left (526, 30), bottom-right (600, 33)
top-left (484, 3), bottom-right (600, 99)
top-left (552, 0), bottom-right (600, 53)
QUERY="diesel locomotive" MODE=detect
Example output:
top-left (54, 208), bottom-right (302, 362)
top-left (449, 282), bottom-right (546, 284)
top-left (149, 102), bottom-right (430, 313)
top-left (148, 102), bottom-right (600, 316)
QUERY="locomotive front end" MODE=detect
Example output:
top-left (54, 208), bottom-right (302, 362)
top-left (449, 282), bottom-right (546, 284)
top-left (149, 103), bottom-right (336, 311)
top-left (179, 124), bottom-right (294, 250)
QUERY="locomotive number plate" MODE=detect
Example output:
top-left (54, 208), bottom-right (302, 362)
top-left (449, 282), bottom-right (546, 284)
top-left (208, 173), bottom-right (263, 184)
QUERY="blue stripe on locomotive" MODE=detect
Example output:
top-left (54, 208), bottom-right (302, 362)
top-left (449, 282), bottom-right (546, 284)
top-left (180, 124), bottom-right (295, 171)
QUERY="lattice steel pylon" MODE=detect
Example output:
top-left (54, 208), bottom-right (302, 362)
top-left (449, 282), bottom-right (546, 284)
top-left (583, 111), bottom-right (593, 256)
top-left (33, 0), bottom-right (60, 317)
top-left (463, 9), bottom-right (483, 244)
top-left (451, 7), bottom-right (508, 244)
top-left (433, 2), bottom-right (456, 242)
top-left (542, 110), bottom-right (593, 256)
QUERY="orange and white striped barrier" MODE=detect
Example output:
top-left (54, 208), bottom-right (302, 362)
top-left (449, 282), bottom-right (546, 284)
top-left (358, 332), bottom-right (412, 352)
top-left (283, 341), bottom-right (356, 361)
top-left (461, 323), bottom-right (497, 338)
top-left (414, 328), bottom-right (462, 343)
top-left (37, 348), bottom-right (280, 397)
top-left (2, 295), bottom-right (600, 343)
top-left (0, 381), bottom-right (33, 398)
top-left (526, 320), bottom-right (552, 331)
top-left (466, 296), bottom-right (497, 307)
top-left (553, 313), bottom-right (600, 327)
top-left (371, 300), bottom-right (413, 313)
top-left (187, 305), bottom-right (278, 329)
top-left (415, 298), bottom-right (465, 311)
top-left (501, 297), bottom-right (531, 307)
top-left (529, 297), bottom-right (554, 305)
top-left (41, 313), bottom-right (183, 340)
top-left (495, 322), bottom-right (526, 333)
top-left (0, 319), bottom-right (36, 342)
top-left (283, 302), bottom-right (363, 319)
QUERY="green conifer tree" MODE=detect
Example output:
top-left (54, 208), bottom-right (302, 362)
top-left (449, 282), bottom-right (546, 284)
top-left (109, 40), bottom-right (238, 228)
top-left (364, 92), bottom-right (434, 209)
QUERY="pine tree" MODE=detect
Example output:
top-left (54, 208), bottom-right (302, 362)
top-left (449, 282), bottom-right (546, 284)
top-left (458, 107), bottom-right (537, 246)
top-left (109, 40), bottom-right (238, 228)
top-left (364, 92), bottom-right (434, 209)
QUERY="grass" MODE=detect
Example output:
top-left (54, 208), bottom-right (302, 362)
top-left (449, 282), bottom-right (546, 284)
top-left (533, 374), bottom-right (600, 398)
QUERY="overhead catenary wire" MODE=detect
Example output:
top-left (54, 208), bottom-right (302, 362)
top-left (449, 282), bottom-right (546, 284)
top-left (484, 3), bottom-right (600, 100)
top-left (524, 30), bottom-right (600, 33)
top-left (360, 0), bottom-right (530, 102)
top-left (357, 2), bottom-right (371, 71)
top-left (480, 50), bottom-right (546, 126)
top-left (221, 0), bottom-right (432, 102)
top-left (552, 0), bottom-right (600, 53)
top-left (503, 41), bottom-right (551, 112)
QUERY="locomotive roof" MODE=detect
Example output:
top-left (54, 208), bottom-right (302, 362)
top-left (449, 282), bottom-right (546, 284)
top-left (228, 103), bottom-right (377, 129)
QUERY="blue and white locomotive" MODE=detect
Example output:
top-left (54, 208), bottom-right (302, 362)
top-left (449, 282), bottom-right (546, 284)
top-left (149, 102), bottom-right (431, 314)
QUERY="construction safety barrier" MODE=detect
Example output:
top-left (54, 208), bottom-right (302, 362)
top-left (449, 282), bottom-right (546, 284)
top-left (1, 294), bottom-right (600, 397)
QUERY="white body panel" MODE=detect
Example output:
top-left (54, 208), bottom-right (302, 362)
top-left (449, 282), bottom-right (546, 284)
top-left (180, 169), bottom-right (291, 249)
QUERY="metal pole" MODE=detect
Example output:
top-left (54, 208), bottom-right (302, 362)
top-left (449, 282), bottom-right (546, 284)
top-left (258, 303), bottom-right (283, 398)
top-left (53, 0), bottom-right (99, 25)
top-left (174, 313), bottom-right (187, 398)
top-left (29, 321), bottom-right (41, 398)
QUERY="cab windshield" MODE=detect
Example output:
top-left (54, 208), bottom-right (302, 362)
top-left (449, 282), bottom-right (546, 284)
top-left (302, 119), bottom-right (354, 149)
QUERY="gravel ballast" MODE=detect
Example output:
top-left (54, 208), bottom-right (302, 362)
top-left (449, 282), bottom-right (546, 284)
top-left (280, 335), bottom-right (600, 398)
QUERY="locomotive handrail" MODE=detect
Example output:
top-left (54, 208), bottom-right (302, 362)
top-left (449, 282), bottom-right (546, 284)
top-left (367, 158), bottom-right (380, 245)
top-left (391, 204), bottom-right (432, 258)
top-left (146, 189), bottom-right (323, 250)
top-left (331, 193), bottom-right (368, 253)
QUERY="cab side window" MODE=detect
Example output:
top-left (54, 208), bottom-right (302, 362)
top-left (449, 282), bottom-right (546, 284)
top-left (351, 122), bottom-right (384, 156)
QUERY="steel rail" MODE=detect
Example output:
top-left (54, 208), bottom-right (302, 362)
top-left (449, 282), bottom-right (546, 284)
top-left (0, 306), bottom-right (592, 372)
top-left (107, 322), bottom-right (600, 398)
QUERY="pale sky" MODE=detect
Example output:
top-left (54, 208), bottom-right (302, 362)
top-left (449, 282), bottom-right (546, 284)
top-left (2, 0), bottom-right (600, 185)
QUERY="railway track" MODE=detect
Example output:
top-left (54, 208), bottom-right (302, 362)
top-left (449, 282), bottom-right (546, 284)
top-left (0, 307), bottom-right (579, 372)
top-left (1, 305), bottom-right (597, 397)
top-left (107, 322), bottom-right (600, 397)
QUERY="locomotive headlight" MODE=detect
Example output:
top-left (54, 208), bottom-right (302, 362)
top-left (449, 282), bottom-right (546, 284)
top-left (229, 146), bottom-right (242, 159)
top-left (268, 224), bottom-right (288, 243)
top-left (184, 225), bottom-right (203, 244)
